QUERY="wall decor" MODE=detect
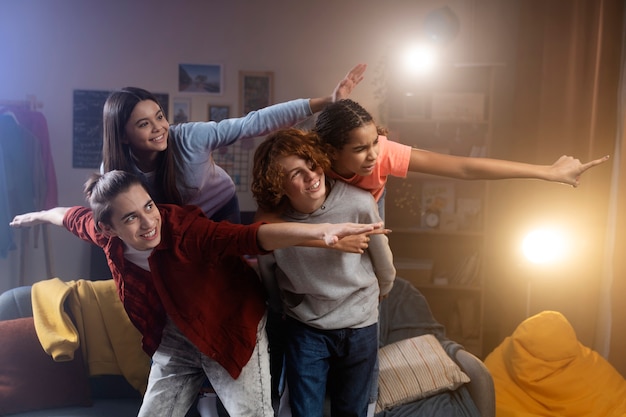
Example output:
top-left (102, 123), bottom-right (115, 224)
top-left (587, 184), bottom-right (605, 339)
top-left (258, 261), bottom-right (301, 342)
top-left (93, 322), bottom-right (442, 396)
top-left (208, 104), bottom-right (230, 122)
top-left (239, 71), bottom-right (274, 116)
top-left (72, 90), bottom-right (168, 169)
top-left (172, 98), bottom-right (191, 124)
top-left (178, 63), bottom-right (223, 94)
top-left (212, 137), bottom-right (256, 192)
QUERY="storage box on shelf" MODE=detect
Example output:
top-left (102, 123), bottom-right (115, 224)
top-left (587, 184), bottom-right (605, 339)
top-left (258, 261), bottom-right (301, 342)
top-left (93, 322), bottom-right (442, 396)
top-left (384, 63), bottom-right (500, 358)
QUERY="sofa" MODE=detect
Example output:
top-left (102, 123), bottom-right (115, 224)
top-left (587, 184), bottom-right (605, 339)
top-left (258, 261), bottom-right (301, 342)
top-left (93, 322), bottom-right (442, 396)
top-left (374, 277), bottom-right (494, 417)
top-left (0, 284), bottom-right (143, 416)
top-left (0, 278), bottom-right (494, 417)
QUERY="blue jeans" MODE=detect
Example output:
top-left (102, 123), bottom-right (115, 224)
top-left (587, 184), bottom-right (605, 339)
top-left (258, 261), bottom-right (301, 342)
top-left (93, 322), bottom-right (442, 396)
top-left (284, 318), bottom-right (378, 417)
top-left (368, 322), bottom-right (380, 406)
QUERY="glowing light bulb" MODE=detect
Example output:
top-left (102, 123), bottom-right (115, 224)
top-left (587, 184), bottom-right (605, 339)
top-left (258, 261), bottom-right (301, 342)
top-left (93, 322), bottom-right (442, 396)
top-left (522, 228), bottom-right (567, 265)
top-left (403, 44), bottom-right (437, 74)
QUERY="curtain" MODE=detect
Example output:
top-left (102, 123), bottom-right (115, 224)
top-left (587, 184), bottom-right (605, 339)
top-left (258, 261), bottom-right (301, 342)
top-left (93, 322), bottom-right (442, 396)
top-left (484, 0), bottom-right (623, 374)
top-left (608, 6), bottom-right (626, 376)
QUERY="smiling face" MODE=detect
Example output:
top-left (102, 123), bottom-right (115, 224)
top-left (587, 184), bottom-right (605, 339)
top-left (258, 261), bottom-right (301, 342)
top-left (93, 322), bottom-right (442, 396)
top-left (330, 122), bottom-right (380, 177)
top-left (98, 183), bottom-right (162, 251)
top-left (123, 100), bottom-right (170, 171)
top-left (278, 154), bottom-right (327, 214)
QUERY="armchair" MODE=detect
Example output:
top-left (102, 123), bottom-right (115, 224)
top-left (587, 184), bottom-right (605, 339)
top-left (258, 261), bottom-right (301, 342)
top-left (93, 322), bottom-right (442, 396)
top-left (376, 277), bottom-right (495, 417)
top-left (0, 285), bottom-right (142, 417)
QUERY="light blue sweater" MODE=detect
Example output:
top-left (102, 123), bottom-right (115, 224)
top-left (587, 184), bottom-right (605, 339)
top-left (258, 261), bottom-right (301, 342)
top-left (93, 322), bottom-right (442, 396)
top-left (130, 99), bottom-right (312, 218)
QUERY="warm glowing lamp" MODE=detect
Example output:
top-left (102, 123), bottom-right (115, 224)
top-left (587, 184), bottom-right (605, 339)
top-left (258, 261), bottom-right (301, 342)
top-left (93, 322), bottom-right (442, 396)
top-left (403, 44), bottom-right (438, 75)
top-left (400, 6), bottom-right (459, 78)
top-left (521, 227), bottom-right (569, 316)
top-left (522, 228), bottom-right (567, 265)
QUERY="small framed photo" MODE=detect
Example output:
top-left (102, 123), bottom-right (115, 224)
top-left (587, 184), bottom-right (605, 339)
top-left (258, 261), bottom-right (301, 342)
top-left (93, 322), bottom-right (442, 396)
top-left (239, 71), bottom-right (274, 116)
top-left (178, 63), bottom-right (223, 94)
top-left (172, 98), bottom-right (191, 124)
top-left (208, 105), bottom-right (230, 122)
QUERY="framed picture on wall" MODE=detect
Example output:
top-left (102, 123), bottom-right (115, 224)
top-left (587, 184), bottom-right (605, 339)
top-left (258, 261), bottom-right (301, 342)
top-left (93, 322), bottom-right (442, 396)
top-left (178, 63), bottom-right (223, 94)
top-left (172, 98), bottom-right (191, 124)
top-left (208, 104), bottom-right (230, 122)
top-left (239, 71), bottom-right (274, 116)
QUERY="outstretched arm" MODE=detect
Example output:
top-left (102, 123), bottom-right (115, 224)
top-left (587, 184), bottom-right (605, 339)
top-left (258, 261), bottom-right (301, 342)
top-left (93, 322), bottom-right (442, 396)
top-left (309, 63), bottom-right (367, 113)
top-left (254, 206), bottom-right (389, 254)
top-left (256, 221), bottom-right (383, 251)
top-left (408, 149), bottom-right (609, 187)
top-left (10, 207), bottom-right (70, 228)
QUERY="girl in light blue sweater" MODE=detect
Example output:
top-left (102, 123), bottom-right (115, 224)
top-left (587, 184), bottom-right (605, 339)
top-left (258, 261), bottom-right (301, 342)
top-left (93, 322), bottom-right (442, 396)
top-left (101, 64), bottom-right (366, 223)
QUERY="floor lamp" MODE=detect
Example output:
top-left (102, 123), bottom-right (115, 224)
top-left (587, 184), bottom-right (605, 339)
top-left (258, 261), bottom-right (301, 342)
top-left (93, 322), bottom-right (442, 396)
top-left (521, 228), bottom-right (567, 317)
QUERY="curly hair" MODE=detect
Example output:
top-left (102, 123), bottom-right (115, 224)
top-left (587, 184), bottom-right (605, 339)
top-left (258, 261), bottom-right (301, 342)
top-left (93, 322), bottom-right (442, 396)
top-left (252, 128), bottom-right (331, 213)
top-left (314, 99), bottom-right (387, 151)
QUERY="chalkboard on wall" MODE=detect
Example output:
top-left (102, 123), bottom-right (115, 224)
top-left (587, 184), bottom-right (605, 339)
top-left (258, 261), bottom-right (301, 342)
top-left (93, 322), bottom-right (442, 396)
top-left (72, 89), bottom-right (169, 169)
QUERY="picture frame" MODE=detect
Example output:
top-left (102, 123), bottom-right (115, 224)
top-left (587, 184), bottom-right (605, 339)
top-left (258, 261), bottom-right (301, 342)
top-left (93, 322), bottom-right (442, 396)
top-left (420, 180), bottom-right (455, 229)
top-left (178, 63), bottom-right (223, 94)
top-left (208, 104), bottom-right (230, 122)
top-left (172, 97), bottom-right (191, 124)
top-left (239, 71), bottom-right (274, 116)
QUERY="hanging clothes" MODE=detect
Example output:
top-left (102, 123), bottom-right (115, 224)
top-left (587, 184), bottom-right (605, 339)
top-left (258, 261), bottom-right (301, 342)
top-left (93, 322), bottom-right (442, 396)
top-left (0, 113), bottom-right (47, 258)
top-left (0, 107), bottom-right (57, 208)
top-left (0, 143), bottom-right (14, 258)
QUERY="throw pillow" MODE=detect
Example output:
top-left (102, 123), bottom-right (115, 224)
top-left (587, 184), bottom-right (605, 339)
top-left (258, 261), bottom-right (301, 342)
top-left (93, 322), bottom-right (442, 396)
top-left (0, 317), bottom-right (92, 415)
top-left (376, 333), bottom-right (470, 412)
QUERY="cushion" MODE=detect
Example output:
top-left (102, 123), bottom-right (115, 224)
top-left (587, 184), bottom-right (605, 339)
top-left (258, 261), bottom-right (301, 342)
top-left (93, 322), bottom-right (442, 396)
top-left (376, 333), bottom-right (470, 412)
top-left (484, 310), bottom-right (626, 417)
top-left (0, 317), bottom-right (92, 415)
top-left (0, 286), bottom-right (33, 320)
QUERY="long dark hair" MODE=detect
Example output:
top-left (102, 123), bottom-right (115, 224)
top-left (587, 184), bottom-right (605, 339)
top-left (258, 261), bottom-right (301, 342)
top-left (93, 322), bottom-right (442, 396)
top-left (102, 87), bottom-right (184, 205)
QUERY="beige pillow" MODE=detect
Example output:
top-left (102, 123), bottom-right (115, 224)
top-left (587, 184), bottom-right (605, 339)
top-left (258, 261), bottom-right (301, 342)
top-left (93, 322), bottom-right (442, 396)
top-left (376, 334), bottom-right (470, 412)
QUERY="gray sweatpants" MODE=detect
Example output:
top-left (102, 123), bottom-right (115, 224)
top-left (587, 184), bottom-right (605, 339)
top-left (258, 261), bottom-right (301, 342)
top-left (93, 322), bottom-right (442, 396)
top-left (138, 314), bottom-right (273, 417)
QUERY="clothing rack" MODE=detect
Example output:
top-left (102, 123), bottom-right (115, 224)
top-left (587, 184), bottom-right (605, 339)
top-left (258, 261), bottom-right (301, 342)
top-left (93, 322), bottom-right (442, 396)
top-left (0, 95), bottom-right (54, 284)
top-left (0, 95), bottom-right (43, 111)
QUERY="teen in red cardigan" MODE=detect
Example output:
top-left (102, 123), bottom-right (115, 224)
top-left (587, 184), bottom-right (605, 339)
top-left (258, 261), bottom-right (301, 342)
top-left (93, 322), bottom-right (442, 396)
top-left (10, 169), bottom-right (383, 417)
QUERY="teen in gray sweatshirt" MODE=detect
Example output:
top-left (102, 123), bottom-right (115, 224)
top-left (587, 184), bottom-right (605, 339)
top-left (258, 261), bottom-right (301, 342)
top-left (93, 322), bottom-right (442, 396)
top-left (252, 128), bottom-right (395, 417)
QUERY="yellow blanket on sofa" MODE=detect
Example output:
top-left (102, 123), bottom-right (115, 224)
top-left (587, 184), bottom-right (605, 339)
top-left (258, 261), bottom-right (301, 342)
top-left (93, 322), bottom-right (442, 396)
top-left (31, 278), bottom-right (150, 394)
top-left (484, 310), bottom-right (626, 417)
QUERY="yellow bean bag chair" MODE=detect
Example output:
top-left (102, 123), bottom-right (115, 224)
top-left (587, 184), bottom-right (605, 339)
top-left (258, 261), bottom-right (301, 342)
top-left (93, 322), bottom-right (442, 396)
top-left (484, 310), bottom-right (626, 417)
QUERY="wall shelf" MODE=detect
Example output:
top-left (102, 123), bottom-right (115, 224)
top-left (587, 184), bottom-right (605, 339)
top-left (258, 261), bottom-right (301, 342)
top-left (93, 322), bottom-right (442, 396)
top-left (385, 63), bottom-right (499, 358)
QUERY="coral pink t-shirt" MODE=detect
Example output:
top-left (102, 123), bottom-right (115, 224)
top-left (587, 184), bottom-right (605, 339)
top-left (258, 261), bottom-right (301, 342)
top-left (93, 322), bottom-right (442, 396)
top-left (327, 135), bottom-right (411, 202)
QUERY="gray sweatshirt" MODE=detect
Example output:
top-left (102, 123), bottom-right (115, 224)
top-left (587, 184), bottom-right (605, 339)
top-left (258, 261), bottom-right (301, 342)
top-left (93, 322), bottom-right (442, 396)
top-left (258, 180), bottom-right (396, 330)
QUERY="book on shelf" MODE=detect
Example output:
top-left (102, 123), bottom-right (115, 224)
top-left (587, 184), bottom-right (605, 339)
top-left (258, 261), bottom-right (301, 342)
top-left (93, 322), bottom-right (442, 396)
top-left (450, 251), bottom-right (481, 286)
